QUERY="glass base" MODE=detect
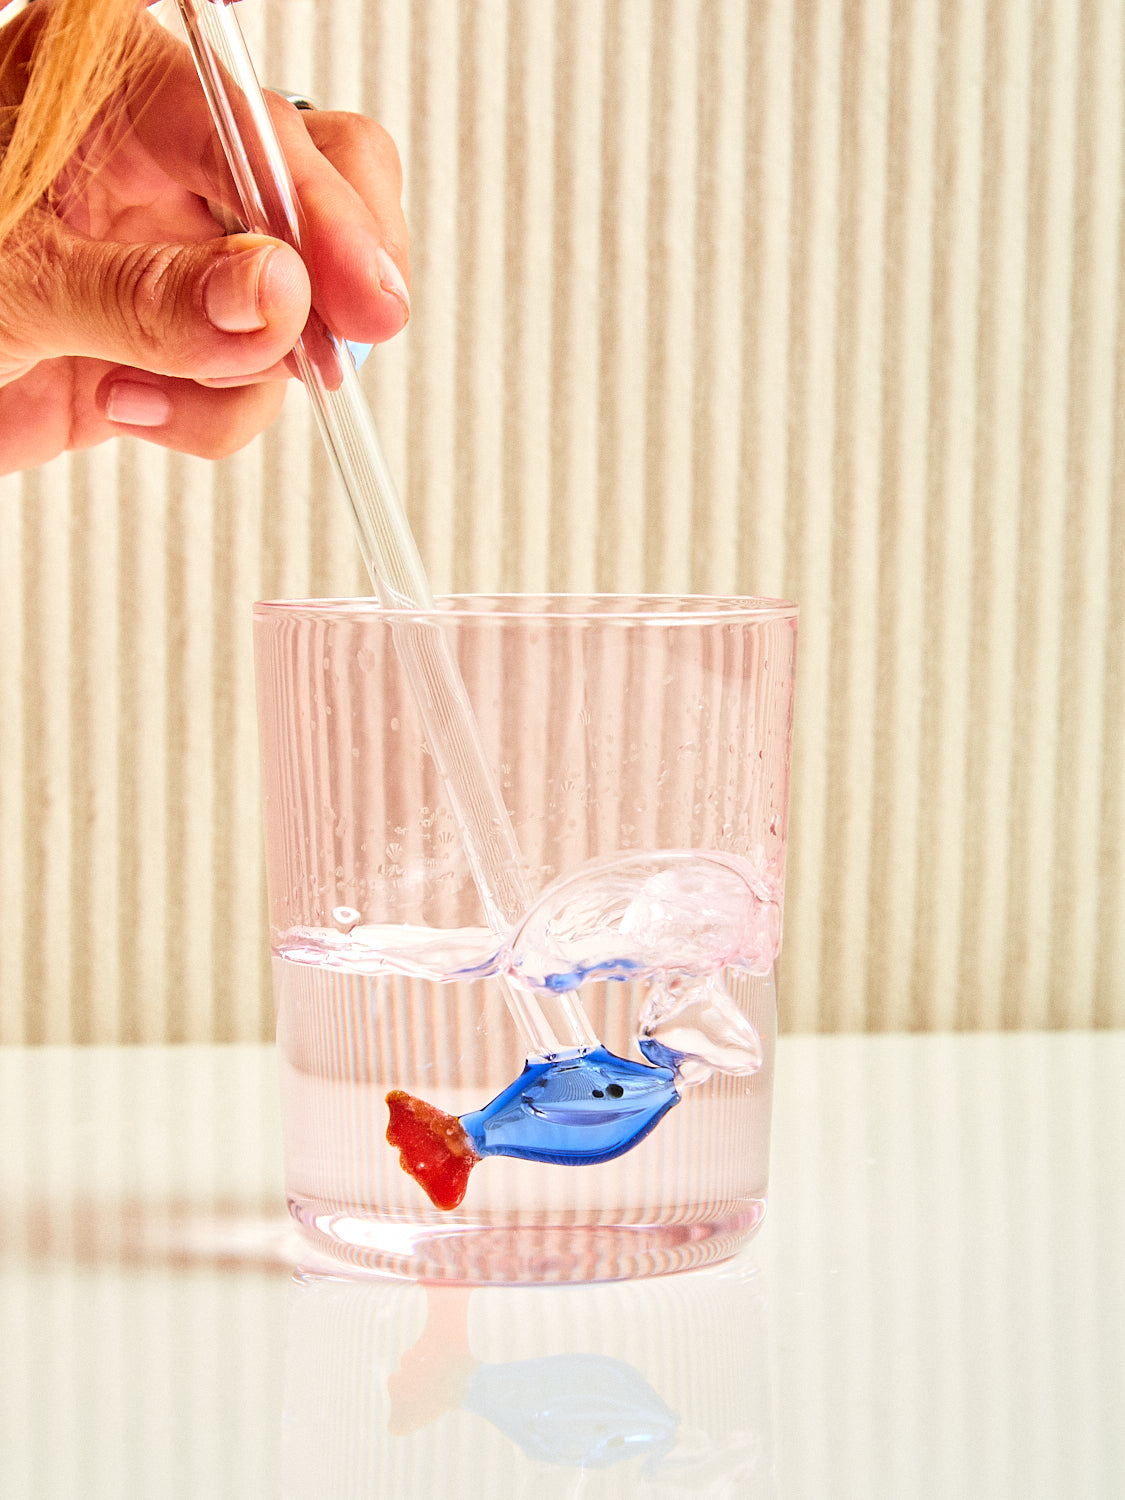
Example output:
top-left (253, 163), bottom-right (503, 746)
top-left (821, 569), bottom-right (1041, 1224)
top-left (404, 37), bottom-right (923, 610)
top-left (288, 1196), bottom-right (767, 1284)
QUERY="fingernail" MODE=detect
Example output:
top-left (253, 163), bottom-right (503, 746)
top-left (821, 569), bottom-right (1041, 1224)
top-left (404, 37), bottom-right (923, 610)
top-left (105, 380), bottom-right (172, 427)
top-left (374, 247), bottom-right (410, 321)
top-left (204, 247), bottom-right (274, 333)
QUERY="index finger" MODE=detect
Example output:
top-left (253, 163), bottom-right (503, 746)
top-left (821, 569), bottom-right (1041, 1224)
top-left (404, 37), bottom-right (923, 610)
top-left (265, 99), bottom-right (411, 344)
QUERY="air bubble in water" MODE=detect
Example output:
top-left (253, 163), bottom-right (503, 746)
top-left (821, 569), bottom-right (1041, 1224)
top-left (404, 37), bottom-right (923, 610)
top-left (332, 905), bottom-right (361, 931)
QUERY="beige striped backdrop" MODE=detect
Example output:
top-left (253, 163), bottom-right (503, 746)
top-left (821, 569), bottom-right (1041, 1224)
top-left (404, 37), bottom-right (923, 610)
top-left (0, 0), bottom-right (1122, 1042)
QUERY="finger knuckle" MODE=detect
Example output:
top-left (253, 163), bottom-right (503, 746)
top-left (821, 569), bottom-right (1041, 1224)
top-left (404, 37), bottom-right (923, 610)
top-left (110, 244), bottom-right (190, 357)
top-left (363, 119), bottom-right (404, 188)
top-left (273, 95), bottom-right (304, 128)
top-left (0, 219), bottom-right (66, 354)
top-left (200, 387), bottom-right (283, 459)
top-left (199, 432), bottom-right (245, 461)
top-left (322, 111), bottom-right (403, 189)
top-left (184, 420), bottom-right (245, 461)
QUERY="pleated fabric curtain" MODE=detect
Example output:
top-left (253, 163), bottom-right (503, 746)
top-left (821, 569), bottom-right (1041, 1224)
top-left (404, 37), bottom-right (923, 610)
top-left (0, 0), bottom-right (1121, 1041)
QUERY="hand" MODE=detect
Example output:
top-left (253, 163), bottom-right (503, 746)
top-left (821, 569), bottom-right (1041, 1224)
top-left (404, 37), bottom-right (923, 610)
top-left (0, 7), bottom-right (410, 473)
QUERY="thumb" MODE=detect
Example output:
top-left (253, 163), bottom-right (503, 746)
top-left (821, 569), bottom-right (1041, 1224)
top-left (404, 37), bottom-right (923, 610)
top-left (4, 220), bottom-right (312, 380)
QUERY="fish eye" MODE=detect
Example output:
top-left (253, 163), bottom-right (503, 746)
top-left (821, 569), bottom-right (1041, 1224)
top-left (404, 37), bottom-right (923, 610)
top-left (606, 1083), bottom-right (624, 1098)
top-left (591, 1088), bottom-right (604, 1098)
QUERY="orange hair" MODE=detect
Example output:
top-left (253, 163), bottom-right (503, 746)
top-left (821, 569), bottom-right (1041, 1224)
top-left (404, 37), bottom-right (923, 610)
top-left (0, 0), bottom-right (139, 241)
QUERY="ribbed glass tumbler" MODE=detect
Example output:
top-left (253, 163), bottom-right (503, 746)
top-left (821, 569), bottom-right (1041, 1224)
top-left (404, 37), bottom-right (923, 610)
top-left (254, 595), bottom-right (797, 1283)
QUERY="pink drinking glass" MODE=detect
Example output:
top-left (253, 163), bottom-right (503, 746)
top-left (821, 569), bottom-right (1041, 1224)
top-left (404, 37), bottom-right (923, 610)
top-left (254, 595), bottom-right (797, 1283)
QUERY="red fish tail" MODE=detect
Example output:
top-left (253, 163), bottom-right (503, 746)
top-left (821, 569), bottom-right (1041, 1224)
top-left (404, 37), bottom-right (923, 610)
top-left (385, 1090), bottom-right (481, 1211)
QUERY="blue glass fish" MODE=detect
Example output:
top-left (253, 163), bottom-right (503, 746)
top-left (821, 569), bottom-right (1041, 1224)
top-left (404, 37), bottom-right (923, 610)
top-left (386, 1046), bottom-right (680, 1209)
top-left (461, 1046), bottom-right (679, 1165)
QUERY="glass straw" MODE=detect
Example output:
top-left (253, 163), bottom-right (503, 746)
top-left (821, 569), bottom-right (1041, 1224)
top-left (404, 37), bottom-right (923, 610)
top-left (174, 0), bottom-right (596, 1057)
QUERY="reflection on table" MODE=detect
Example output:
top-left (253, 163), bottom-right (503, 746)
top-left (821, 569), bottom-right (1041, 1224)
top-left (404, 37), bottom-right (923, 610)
top-left (0, 1035), bottom-right (1121, 1498)
top-left (282, 1263), bottom-right (768, 1497)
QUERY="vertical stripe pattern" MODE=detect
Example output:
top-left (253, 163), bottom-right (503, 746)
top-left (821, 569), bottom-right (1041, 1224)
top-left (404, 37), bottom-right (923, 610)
top-left (0, 0), bottom-right (1122, 1039)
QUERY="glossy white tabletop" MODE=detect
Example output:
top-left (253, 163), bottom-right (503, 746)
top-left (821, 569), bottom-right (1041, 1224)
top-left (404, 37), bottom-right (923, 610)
top-left (0, 1034), bottom-right (1120, 1499)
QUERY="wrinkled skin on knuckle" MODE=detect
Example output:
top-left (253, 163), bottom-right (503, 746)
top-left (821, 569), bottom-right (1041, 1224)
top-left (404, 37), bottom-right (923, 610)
top-left (103, 241), bottom-right (195, 366)
top-left (0, 220), bottom-right (67, 367)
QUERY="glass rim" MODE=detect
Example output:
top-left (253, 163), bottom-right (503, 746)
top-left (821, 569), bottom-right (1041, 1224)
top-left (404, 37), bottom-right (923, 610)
top-left (253, 592), bottom-right (798, 623)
